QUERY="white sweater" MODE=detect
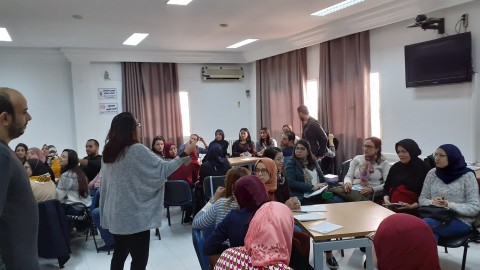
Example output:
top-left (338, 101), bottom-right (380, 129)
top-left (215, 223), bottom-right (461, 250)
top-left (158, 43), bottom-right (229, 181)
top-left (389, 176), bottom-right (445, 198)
top-left (419, 169), bottom-right (480, 226)
top-left (344, 155), bottom-right (391, 193)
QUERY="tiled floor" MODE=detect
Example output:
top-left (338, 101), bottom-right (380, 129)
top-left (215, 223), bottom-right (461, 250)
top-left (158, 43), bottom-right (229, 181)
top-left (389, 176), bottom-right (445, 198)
top-left (39, 207), bottom-right (480, 269)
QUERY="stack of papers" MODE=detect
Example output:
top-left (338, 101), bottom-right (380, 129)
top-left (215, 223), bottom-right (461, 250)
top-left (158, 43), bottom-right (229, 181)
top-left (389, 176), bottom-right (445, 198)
top-left (304, 185), bottom-right (328, 198)
top-left (300, 205), bottom-right (327, 212)
top-left (294, 213), bottom-right (326, 221)
top-left (309, 222), bottom-right (343, 234)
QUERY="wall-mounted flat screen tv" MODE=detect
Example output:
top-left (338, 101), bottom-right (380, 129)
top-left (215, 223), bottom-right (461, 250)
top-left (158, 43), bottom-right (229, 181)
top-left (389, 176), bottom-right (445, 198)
top-left (404, 32), bottom-right (472, 88)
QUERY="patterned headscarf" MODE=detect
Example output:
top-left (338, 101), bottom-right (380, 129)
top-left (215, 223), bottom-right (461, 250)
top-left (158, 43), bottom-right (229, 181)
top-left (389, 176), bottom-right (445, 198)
top-left (46, 145), bottom-right (58, 165)
top-left (245, 202), bottom-right (294, 266)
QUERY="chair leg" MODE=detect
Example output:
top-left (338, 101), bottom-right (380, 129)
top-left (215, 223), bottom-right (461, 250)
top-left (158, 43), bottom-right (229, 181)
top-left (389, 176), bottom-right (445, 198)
top-left (181, 206), bottom-right (184, 225)
top-left (444, 247), bottom-right (448, 253)
top-left (167, 206), bottom-right (171, 226)
top-left (91, 225), bottom-right (99, 253)
top-left (155, 228), bottom-right (161, 240)
top-left (461, 243), bottom-right (469, 270)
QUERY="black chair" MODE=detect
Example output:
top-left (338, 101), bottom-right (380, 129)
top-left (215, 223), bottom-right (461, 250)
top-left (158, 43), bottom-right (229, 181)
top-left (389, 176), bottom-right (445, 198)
top-left (338, 159), bottom-right (352, 183)
top-left (163, 180), bottom-right (193, 226)
top-left (203, 176), bottom-right (226, 201)
top-left (66, 202), bottom-right (98, 250)
top-left (438, 227), bottom-right (480, 270)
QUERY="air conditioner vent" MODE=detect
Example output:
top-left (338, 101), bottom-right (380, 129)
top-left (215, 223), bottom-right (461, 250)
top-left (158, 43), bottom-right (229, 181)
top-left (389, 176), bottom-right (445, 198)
top-left (202, 67), bottom-right (244, 81)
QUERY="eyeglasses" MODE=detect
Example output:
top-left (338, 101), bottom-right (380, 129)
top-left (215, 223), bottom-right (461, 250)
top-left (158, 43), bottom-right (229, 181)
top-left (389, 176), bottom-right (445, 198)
top-left (295, 147), bottom-right (306, 151)
top-left (363, 145), bottom-right (375, 149)
top-left (136, 122), bottom-right (142, 127)
top-left (254, 168), bottom-right (268, 175)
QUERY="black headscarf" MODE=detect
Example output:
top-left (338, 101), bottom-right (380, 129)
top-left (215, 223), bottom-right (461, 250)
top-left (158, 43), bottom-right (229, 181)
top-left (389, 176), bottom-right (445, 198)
top-left (210, 129), bottom-right (229, 157)
top-left (27, 158), bottom-right (50, 176)
top-left (205, 144), bottom-right (226, 168)
top-left (435, 144), bottom-right (474, 184)
top-left (384, 139), bottom-right (430, 195)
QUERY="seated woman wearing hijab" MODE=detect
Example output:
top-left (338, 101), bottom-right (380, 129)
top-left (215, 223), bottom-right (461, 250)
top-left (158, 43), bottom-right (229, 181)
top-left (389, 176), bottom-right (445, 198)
top-left (254, 157), bottom-right (300, 210)
top-left (419, 144), bottom-right (480, 241)
top-left (373, 213), bottom-right (440, 270)
top-left (383, 139), bottom-right (430, 215)
top-left (207, 129), bottom-right (229, 158)
top-left (214, 202), bottom-right (294, 270)
top-left (199, 144), bottom-right (232, 182)
top-left (24, 159), bottom-right (56, 202)
top-left (331, 137), bottom-right (391, 202)
top-left (27, 147), bottom-right (55, 182)
top-left (262, 147), bottom-right (295, 205)
top-left (203, 175), bottom-right (270, 258)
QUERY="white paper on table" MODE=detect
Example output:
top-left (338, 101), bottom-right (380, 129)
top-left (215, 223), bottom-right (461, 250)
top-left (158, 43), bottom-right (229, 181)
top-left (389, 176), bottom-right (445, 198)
top-left (352, 185), bottom-right (362, 191)
top-left (294, 213), bottom-right (326, 221)
top-left (300, 205), bottom-right (327, 212)
top-left (304, 185), bottom-right (328, 198)
top-left (309, 222), bottom-right (343, 234)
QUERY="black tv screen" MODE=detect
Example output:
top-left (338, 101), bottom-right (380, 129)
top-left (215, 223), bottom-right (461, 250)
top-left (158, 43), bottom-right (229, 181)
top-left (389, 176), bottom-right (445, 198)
top-left (404, 32), bottom-right (472, 88)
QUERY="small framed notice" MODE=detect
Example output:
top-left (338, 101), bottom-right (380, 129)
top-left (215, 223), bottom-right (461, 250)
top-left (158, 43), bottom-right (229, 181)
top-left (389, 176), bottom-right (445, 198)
top-left (99, 103), bottom-right (118, 114)
top-left (98, 88), bottom-right (117, 99)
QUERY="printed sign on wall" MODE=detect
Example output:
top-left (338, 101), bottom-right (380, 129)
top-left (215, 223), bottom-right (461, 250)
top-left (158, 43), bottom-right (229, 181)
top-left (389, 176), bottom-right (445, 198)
top-left (99, 103), bottom-right (118, 114)
top-left (98, 88), bottom-right (117, 99)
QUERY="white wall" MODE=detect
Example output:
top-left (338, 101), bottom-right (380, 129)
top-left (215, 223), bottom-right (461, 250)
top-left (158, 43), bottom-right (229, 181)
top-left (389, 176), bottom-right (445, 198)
top-left (178, 64), bottom-right (255, 143)
top-left (0, 48), bottom-right (76, 152)
top-left (370, 1), bottom-right (480, 162)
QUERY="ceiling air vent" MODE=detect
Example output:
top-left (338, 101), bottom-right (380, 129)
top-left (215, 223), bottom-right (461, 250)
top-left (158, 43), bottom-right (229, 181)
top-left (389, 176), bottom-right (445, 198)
top-left (201, 67), bottom-right (244, 81)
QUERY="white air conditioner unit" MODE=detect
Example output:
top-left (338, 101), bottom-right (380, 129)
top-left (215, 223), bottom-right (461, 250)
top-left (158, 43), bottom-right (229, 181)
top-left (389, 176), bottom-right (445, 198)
top-left (202, 67), bottom-right (244, 81)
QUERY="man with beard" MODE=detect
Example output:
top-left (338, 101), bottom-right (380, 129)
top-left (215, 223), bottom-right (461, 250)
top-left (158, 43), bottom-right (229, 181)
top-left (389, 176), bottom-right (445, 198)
top-left (79, 139), bottom-right (102, 182)
top-left (0, 87), bottom-right (39, 270)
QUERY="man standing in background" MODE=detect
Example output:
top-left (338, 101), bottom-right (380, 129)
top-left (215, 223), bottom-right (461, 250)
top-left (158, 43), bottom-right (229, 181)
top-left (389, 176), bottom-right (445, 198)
top-left (297, 105), bottom-right (328, 159)
top-left (0, 87), bottom-right (39, 270)
top-left (79, 139), bottom-right (102, 182)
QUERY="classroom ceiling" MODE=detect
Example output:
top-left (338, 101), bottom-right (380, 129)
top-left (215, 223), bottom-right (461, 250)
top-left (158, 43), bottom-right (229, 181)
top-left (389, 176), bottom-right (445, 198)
top-left (0, 0), bottom-right (474, 62)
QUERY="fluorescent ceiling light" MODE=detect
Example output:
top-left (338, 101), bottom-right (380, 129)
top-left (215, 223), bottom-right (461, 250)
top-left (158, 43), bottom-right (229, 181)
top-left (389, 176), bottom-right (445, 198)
top-left (227, 39), bottom-right (259, 49)
top-left (123, 33), bottom-right (149, 46)
top-left (311, 0), bottom-right (364, 16)
top-left (166, 0), bottom-right (193, 5)
top-left (0, 28), bottom-right (12, 42)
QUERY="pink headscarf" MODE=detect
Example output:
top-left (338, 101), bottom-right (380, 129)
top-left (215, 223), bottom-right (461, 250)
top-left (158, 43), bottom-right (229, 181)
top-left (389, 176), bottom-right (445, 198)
top-left (374, 213), bottom-right (440, 270)
top-left (245, 201), bottom-right (294, 267)
top-left (29, 147), bottom-right (46, 163)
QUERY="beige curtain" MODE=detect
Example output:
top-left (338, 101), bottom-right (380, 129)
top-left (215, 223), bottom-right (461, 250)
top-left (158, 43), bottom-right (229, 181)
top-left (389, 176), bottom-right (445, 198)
top-left (319, 31), bottom-right (371, 170)
top-left (122, 62), bottom-right (183, 146)
top-left (256, 48), bottom-right (307, 141)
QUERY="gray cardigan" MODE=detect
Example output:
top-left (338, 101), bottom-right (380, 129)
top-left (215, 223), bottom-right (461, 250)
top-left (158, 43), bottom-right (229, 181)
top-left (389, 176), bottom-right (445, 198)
top-left (419, 169), bottom-right (480, 226)
top-left (99, 143), bottom-right (189, 234)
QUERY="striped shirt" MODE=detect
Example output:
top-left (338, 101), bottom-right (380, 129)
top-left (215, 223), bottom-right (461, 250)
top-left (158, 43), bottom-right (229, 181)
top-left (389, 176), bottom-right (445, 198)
top-left (193, 197), bottom-right (238, 229)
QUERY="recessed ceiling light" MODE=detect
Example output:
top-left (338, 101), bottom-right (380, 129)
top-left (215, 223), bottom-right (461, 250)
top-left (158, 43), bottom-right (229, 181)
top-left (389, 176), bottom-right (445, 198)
top-left (0, 28), bottom-right (12, 42)
top-left (226, 39), bottom-right (258, 49)
top-left (166, 0), bottom-right (193, 5)
top-left (311, 0), bottom-right (364, 16)
top-left (123, 33), bottom-right (149, 46)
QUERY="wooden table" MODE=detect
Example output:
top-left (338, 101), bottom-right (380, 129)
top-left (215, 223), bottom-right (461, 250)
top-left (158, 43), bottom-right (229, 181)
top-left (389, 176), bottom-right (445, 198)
top-left (296, 201), bottom-right (394, 270)
top-left (227, 157), bottom-right (260, 170)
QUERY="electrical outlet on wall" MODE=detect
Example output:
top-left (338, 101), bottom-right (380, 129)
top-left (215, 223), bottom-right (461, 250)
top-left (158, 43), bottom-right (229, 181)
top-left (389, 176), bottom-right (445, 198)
top-left (461, 13), bottom-right (468, 28)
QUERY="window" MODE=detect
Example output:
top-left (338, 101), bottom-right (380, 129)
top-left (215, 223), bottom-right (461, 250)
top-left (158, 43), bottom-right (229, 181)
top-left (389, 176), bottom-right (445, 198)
top-left (370, 73), bottom-right (381, 137)
top-left (304, 80), bottom-right (319, 119)
top-left (179, 91), bottom-right (191, 137)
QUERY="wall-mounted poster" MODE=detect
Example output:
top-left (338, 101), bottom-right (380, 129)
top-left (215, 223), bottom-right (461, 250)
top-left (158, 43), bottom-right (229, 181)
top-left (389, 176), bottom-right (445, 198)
top-left (99, 103), bottom-right (118, 114)
top-left (98, 88), bottom-right (117, 99)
